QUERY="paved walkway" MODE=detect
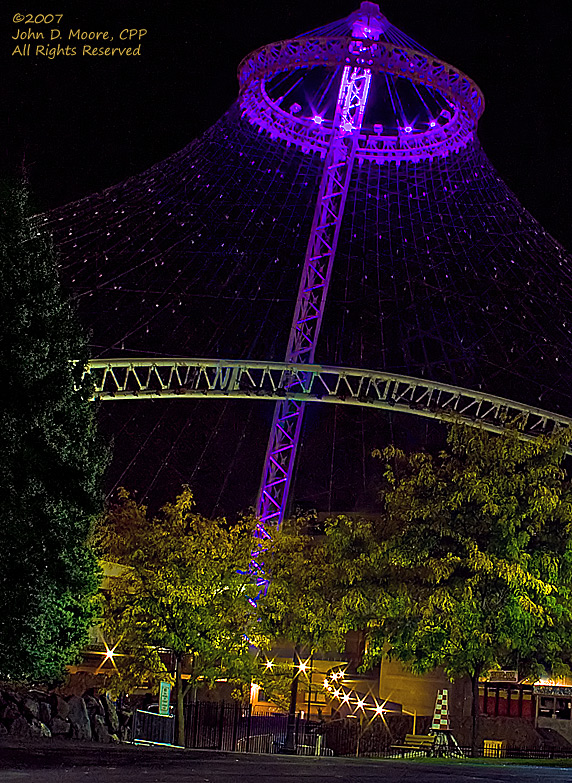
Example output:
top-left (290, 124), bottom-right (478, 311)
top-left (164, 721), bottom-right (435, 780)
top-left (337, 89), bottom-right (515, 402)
top-left (2, 740), bottom-right (572, 783)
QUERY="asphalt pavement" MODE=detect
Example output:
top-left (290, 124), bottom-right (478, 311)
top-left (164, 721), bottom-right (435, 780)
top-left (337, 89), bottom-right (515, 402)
top-left (2, 740), bottom-right (572, 783)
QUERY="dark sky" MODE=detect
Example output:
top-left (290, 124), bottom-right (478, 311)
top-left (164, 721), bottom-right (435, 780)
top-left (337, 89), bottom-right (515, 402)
top-left (2, 0), bottom-right (571, 249)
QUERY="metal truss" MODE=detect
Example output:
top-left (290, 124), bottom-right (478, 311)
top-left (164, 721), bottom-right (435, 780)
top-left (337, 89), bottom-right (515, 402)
top-left (86, 358), bottom-right (572, 449)
top-left (241, 85), bottom-right (474, 164)
top-left (239, 35), bottom-right (484, 164)
top-left (284, 138), bottom-right (359, 367)
top-left (239, 36), bottom-right (484, 121)
top-left (255, 136), bottom-right (357, 530)
top-left (256, 25), bottom-right (378, 531)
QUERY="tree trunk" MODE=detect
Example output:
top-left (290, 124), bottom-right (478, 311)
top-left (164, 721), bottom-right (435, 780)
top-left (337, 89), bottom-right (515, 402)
top-left (283, 645), bottom-right (301, 753)
top-left (470, 666), bottom-right (482, 757)
top-left (175, 653), bottom-right (185, 747)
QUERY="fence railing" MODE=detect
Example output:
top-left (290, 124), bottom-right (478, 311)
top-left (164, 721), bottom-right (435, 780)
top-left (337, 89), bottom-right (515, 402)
top-left (184, 702), bottom-right (331, 754)
top-left (132, 709), bottom-right (175, 746)
top-left (359, 746), bottom-right (572, 760)
top-left (147, 702), bottom-right (572, 759)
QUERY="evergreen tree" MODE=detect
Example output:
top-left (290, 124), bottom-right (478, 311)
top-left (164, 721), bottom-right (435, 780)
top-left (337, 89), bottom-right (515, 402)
top-left (0, 180), bottom-right (108, 681)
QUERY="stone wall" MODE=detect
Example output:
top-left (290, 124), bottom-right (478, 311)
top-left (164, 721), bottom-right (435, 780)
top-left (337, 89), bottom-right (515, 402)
top-left (0, 688), bottom-right (132, 742)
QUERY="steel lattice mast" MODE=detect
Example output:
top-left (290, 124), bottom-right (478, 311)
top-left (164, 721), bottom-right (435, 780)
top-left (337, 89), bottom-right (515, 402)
top-left (256, 3), bottom-right (384, 533)
top-left (47, 1), bottom-right (572, 523)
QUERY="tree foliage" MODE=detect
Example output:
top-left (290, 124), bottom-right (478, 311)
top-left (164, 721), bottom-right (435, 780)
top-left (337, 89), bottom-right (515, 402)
top-left (256, 517), bottom-right (344, 746)
top-left (0, 180), bottom-right (107, 682)
top-left (257, 517), bottom-right (344, 655)
top-left (327, 424), bottom-right (572, 749)
top-left (97, 487), bottom-right (261, 744)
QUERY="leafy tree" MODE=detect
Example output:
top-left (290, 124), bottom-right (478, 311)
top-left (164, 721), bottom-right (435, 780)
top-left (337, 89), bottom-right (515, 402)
top-left (257, 518), bottom-right (344, 750)
top-left (328, 424), bottom-right (572, 753)
top-left (0, 180), bottom-right (108, 681)
top-left (254, 657), bottom-right (302, 713)
top-left (97, 487), bottom-right (261, 746)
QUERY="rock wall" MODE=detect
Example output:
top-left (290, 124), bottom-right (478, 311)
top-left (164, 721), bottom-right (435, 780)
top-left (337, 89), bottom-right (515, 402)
top-left (0, 688), bottom-right (132, 742)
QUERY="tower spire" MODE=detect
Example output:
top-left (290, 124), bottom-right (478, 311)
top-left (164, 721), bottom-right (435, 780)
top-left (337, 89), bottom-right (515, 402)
top-left (348, 2), bottom-right (387, 38)
top-left (46, 4), bottom-right (572, 533)
top-left (255, 5), bottom-right (381, 537)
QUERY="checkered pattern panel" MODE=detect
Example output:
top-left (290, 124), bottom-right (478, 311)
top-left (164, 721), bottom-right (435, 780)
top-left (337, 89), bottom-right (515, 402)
top-left (431, 688), bottom-right (450, 730)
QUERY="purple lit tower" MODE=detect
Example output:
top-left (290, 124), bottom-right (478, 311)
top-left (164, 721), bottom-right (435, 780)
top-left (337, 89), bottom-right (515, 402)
top-left (48, 3), bottom-right (572, 527)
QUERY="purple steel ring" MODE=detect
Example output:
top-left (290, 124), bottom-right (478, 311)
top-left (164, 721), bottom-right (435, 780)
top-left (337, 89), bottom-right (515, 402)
top-left (238, 37), bottom-right (484, 163)
top-left (238, 36), bottom-right (484, 122)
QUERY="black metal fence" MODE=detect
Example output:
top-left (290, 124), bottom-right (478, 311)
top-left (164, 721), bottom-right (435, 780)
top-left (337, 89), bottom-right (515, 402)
top-left (132, 709), bottom-right (175, 745)
top-left (138, 703), bottom-right (572, 760)
top-left (184, 702), bottom-right (332, 754)
top-left (476, 747), bottom-right (572, 759)
top-left (362, 746), bottom-right (572, 760)
top-left (321, 713), bottom-right (428, 757)
top-left (324, 718), bottom-right (572, 760)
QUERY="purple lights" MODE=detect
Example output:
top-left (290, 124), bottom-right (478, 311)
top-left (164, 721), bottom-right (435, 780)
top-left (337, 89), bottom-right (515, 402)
top-left (238, 3), bottom-right (484, 165)
top-left (44, 2), bottom-right (572, 592)
top-left (256, 3), bottom-right (379, 533)
top-left (253, 0), bottom-right (484, 530)
top-left (348, 1), bottom-right (387, 40)
top-left (336, 66), bottom-right (373, 134)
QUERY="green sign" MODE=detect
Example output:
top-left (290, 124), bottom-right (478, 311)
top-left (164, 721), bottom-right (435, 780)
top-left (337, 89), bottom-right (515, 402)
top-left (159, 681), bottom-right (172, 716)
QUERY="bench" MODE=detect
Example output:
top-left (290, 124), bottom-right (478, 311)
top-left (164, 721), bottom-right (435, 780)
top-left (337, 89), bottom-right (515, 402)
top-left (391, 734), bottom-right (436, 756)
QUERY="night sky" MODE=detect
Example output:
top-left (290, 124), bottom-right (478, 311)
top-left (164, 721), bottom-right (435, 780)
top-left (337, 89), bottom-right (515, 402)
top-left (2, 0), bottom-right (571, 251)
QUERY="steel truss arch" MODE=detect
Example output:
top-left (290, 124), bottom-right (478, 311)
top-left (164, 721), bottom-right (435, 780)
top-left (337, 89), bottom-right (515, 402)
top-left (85, 358), bottom-right (572, 447)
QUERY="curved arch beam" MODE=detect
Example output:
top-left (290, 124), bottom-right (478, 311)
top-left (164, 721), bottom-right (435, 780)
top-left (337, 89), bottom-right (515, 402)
top-left (86, 358), bottom-right (572, 444)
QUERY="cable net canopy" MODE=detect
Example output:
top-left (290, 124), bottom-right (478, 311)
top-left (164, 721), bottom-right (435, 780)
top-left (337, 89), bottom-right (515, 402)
top-left (46, 4), bottom-right (572, 515)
